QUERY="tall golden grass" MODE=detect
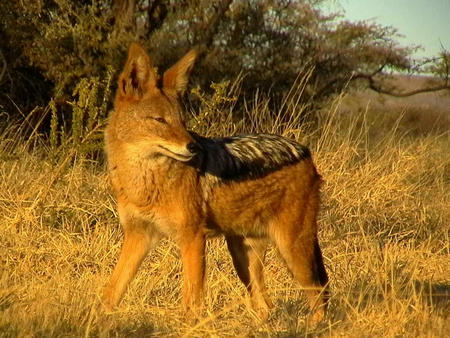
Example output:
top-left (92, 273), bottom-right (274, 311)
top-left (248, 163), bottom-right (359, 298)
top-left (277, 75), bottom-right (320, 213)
top-left (0, 83), bottom-right (449, 337)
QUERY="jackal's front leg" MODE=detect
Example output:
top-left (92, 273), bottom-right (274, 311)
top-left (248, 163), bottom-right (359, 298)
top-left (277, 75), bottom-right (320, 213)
top-left (102, 229), bottom-right (158, 311)
top-left (178, 230), bottom-right (205, 315)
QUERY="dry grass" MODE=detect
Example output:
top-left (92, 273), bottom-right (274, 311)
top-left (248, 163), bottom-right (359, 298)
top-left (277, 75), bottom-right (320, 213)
top-left (0, 90), bottom-right (449, 337)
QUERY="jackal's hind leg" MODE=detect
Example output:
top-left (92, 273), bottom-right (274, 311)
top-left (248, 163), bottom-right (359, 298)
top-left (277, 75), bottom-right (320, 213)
top-left (226, 236), bottom-right (272, 320)
top-left (273, 231), bottom-right (329, 324)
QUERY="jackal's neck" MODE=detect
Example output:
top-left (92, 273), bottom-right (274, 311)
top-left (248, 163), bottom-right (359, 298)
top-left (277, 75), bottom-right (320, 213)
top-left (108, 143), bottom-right (198, 207)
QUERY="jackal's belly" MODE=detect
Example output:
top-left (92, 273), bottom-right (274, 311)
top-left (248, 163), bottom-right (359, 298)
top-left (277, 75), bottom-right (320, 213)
top-left (205, 204), bottom-right (277, 237)
top-left (204, 176), bottom-right (293, 237)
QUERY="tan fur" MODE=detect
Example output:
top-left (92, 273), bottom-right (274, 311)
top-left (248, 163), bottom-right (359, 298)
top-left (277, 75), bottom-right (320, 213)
top-left (102, 43), bottom-right (329, 323)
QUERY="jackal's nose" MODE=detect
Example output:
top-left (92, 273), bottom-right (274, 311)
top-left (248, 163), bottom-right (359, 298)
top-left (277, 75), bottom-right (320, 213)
top-left (187, 142), bottom-right (201, 154)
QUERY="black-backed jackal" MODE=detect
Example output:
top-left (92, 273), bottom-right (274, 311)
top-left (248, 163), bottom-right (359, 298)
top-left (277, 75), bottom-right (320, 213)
top-left (103, 43), bottom-right (329, 323)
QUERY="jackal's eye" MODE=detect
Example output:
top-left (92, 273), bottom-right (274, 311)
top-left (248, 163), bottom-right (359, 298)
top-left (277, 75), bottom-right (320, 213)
top-left (151, 116), bottom-right (167, 124)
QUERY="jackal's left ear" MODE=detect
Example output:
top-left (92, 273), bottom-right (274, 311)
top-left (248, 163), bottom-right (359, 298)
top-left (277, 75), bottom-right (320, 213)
top-left (163, 49), bottom-right (198, 94)
top-left (118, 43), bottom-right (157, 100)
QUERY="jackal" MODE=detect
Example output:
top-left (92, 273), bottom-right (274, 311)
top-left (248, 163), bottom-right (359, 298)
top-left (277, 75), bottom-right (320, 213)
top-left (103, 43), bottom-right (329, 322)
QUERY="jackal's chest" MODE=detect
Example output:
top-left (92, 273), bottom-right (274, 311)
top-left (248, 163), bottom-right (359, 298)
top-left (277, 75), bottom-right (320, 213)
top-left (110, 154), bottom-right (189, 206)
top-left (109, 164), bottom-right (157, 206)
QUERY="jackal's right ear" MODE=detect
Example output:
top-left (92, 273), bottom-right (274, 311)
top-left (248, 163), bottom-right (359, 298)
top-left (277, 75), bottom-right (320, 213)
top-left (118, 43), bottom-right (157, 100)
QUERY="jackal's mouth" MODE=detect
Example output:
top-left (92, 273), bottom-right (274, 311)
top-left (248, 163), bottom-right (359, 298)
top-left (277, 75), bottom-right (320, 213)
top-left (158, 145), bottom-right (195, 162)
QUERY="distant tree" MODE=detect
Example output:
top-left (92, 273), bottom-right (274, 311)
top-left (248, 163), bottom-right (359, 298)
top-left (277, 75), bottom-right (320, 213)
top-left (1, 0), bottom-right (449, 123)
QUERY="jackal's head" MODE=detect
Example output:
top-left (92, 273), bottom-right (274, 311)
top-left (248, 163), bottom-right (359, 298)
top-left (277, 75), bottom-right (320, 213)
top-left (108, 43), bottom-right (199, 162)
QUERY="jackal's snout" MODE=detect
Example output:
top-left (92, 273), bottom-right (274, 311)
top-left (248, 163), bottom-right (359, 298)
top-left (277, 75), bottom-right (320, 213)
top-left (157, 136), bottom-right (201, 162)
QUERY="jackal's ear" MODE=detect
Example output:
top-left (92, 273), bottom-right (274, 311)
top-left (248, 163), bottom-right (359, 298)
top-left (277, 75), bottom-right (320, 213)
top-left (163, 49), bottom-right (197, 95)
top-left (118, 43), bottom-right (157, 99)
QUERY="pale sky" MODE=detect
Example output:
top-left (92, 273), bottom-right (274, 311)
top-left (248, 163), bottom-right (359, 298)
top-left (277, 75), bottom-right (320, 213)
top-left (330, 0), bottom-right (450, 59)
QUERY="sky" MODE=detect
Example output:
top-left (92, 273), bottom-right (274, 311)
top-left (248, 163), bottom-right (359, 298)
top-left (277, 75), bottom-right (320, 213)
top-left (328, 0), bottom-right (450, 59)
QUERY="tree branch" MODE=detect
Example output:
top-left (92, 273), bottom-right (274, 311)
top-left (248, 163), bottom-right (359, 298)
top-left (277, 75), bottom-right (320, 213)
top-left (145, 0), bottom-right (168, 36)
top-left (0, 49), bottom-right (6, 85)
top-left (353, 72), bottom-right (450, 97)
top-left (196, 0), bottom-right (233, 50)
top-left (351, 56), bottom-right (450, 97)
top-left (113, 0), bottom-right (136, 32)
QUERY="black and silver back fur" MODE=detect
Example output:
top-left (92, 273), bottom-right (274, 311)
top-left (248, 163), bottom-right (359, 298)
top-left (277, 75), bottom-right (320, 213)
top-left (191, 133), bottom-right (311, 180)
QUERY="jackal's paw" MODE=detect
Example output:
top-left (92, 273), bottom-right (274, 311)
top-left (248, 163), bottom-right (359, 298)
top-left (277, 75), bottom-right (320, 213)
top-left (249, 307), bottom-right (270, 323)
top-left (100, 291), bottom-right (116, 313)
top-left (100, 299), bottom-right (114, 313)
top-left (249, 297), bottom-right (273, 322)
top-left (305, 307), bottom-right (326, 327)
top-left (182, 303), bottom-right (205, 325)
